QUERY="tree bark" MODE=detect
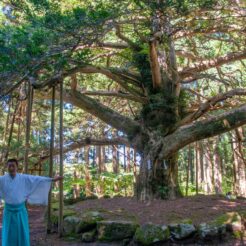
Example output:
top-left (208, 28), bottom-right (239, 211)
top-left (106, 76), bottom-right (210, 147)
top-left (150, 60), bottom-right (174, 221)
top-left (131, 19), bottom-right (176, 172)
top-left (186, 145), bottom-right (191, 196)
top-left (231, 129), bottom-right (246, 197)
top-left (112, 145), bottom-right (119, 174)
top-left (84, 146), bottom-right (91, 197)
top-left (96, 145), bottom-right (102, 174)
top-left (203, 143), bottom-right (213, 194)
top-left (136, 151), bottom-right (181, 200)
top-left (213, 137), bottom-right (223, 194)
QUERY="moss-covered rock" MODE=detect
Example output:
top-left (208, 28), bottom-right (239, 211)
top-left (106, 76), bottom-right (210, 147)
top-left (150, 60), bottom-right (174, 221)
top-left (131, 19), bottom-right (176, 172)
top-left (169, 223), bottom-right (196, 240)
top-left (134, 224), bottom-right (170, 245)
top-left (76, 210), bottom-right (104, 233)
top-left (50, 208), bottom-right (77, 226)
top-left (64, 216), bottom-right (81, 235)
top-left (81, 229), bottom-right (97, 242)
top-left (198, 223), bottom-right (226, 241)
top-left (97, 220), bottom-right (139, 242)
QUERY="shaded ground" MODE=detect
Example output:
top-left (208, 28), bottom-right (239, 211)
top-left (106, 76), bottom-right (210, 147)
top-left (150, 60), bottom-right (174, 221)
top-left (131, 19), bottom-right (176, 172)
top-left (73, 195), bottom-right (246, 226)
top-left (0, 195), bottom-right (245, 245)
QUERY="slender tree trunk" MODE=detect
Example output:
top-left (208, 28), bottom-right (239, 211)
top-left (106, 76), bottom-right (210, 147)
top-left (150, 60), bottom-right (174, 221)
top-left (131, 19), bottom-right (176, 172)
top-left (84, 146), bottom-right (91, 197)
top-left (231, 129), bottom-right (246, 197)
top-left (47, 86), bottom-right (55, 233)
top-left (198, 141), bottom-right (204, 185)
top-left (204, 143), bottom-right (213, 194)
top-left (186, 145), bottom-right (191, 196)
top-left (133, 148), bottom-right (137, 181)
top-left (16, 103), bottom-right (22, 158)
top-left (4, 100), bottom-right (19, 163)
top-left (190, 145), bottom-right (194, 185)
top-left (213, 137), bottom-right (223, 194)
top-left (58, 80), bottom-right (64, 237)
top-left (96, 145), bottom-right (102, 173)
top-left (24, 82), bottom-right (34, 173)
top-left (195, 142), bottom-right (199, 195)
top-left (112, 145), bottom-right (118, 174)
top-left (126, 146), bottom-right (131, 172)
top-left (101, 145), bottom-right (106, 172)
top-left (0, 99), bottom-right (11, 170)
top-left (123, 145), bottom-right (126, 172)
top-left (73, 170), bottom-right (80, 198)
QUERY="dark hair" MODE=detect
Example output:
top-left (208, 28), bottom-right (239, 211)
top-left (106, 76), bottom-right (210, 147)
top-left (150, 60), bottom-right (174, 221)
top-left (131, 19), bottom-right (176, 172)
top-left (6, 158), bottom-right (18, 166)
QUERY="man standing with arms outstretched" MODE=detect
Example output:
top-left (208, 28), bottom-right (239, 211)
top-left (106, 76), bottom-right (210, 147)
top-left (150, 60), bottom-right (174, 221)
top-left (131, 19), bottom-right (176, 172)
top-left (0, 158), bottom-right (63, 246)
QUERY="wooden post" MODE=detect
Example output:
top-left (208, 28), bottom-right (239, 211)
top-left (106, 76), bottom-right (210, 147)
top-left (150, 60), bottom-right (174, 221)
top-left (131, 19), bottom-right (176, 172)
top-left (24, 82), bottom-right (34, 173)
top-left (58, 80), bottom-right (64, 237)
top-left (47, 86), bottom-right (55, 233)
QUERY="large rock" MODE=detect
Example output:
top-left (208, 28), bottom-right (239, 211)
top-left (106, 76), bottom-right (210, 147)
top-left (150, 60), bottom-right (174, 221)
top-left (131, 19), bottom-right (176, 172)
top-left (97, 220), bottom-right (139, 242)
top-left (198, 223), bottom-right (226, 241)
top-left (51, 208), bottom-right (77, 225)
top-left (169, 223), bottom-right (196, 240)
top-left (76, 210), bottom-right (104, 233)
top-left (64, 216), bottom-right (81, 235)
top-left (81, 229), bottom-right (97, 242)
top-left (134, 224), bottom-right (170, 245)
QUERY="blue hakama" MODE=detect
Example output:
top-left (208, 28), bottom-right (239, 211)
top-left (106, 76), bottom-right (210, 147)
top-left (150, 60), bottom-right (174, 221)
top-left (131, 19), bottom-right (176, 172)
top-left (2, 202), bottom-right (30, 246)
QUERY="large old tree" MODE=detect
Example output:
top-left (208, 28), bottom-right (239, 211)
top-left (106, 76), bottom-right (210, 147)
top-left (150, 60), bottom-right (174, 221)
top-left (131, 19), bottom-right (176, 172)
top-left (0, 0), bottom-right (246, 199)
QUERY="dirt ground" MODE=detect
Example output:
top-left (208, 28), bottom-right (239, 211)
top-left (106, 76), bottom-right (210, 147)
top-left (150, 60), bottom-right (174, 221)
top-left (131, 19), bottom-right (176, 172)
top-left (0, 195), bottom-right (245, 245)
top-left (73, 195), bottom-right (246, 226)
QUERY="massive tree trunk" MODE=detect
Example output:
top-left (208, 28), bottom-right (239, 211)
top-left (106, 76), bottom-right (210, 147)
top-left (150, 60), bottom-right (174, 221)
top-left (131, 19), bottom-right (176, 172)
top-left (136, 148), bottom-right (181, 200)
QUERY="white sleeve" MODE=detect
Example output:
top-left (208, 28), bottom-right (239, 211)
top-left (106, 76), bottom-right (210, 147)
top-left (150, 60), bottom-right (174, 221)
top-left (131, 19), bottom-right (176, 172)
top-left (23, 174), bottom-right (53, 205)
top-left (0, 176), bottom-right (4, 204)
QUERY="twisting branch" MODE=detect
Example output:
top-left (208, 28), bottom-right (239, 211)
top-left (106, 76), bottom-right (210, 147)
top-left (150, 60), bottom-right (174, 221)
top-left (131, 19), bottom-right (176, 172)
top-left (179, 50), bottom-right (246, 79)
top-left (33, 65), bottom-right (143, 97)
top-left (63, 89), bottom-right (141, 136)
top-left (178, 88), bottom-right (246, 126)
top-left (22, 137), bottom-right (130, 164)
top-left (81, 90), bottom-right (147, 103)
top-left (97, 42), bottom-right (129, 49)
top-left (115, 25), bottom-right (140, 50)
top-left (174, 25), bottom-right (245, 40)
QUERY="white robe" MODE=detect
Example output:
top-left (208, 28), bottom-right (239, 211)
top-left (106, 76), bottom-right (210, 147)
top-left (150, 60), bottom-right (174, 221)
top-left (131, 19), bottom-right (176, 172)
top-left (0, 172), bottom-right (53, 205)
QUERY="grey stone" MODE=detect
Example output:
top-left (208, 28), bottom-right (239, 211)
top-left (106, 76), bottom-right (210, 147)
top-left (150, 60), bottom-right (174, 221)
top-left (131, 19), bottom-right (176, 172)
top-left (169, 223), bottom-right (196, 240)
top-left (97, 220), bottom-right (139, 242)
top-left (76, 210), bottom-right (104, 233)
top-left (63, 216), bottom-right (81, 234)
top-left (134, 223), bottom-right (170, 245)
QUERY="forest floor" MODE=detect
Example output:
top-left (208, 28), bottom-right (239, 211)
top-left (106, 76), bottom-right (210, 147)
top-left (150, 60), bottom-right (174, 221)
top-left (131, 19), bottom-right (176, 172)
top-left (0, 195), bottom-right (245, 245)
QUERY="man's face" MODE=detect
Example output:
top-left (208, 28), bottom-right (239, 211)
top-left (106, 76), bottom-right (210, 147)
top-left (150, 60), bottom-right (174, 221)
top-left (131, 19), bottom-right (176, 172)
top-left (7, 161), bottom-right (18, 176)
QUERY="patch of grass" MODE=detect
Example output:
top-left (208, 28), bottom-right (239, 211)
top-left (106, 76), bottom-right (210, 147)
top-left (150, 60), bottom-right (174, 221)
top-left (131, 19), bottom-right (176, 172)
top-left (211, 212), bottom-right (241, 226)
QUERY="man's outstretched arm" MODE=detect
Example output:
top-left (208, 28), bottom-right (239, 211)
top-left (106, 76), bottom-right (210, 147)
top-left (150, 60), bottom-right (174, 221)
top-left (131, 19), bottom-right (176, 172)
top-left (51, 175), bottom-right (63, 182)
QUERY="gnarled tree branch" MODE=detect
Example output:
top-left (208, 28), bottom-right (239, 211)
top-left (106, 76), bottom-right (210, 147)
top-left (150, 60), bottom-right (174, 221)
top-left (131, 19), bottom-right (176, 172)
top-left (64, 89), bottom-right (141, 135)
top-left (161, 104), bottom-right (246, 158)
top-left (178, 88), bottom-right (246, 126)
top-left (81, 90), bottom-right (147, 103)
top-left (180, 50), bottom-right (246, 79)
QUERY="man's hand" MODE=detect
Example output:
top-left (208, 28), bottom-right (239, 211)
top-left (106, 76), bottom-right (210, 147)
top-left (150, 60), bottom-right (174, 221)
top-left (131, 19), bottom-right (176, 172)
top-left (53, 176), bottom-right (63, 182)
